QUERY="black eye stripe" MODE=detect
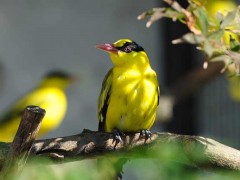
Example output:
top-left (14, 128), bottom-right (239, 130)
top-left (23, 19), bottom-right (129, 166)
top-left (116, 41), bottom-right (144, 53)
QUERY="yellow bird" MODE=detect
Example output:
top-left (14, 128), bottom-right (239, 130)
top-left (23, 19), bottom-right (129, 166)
top-left (0, 70), bottom-right (74, 142)
top-left (96, 39), bottom-right (159, 139)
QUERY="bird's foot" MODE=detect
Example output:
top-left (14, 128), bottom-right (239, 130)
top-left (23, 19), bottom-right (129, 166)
top-left (140, 129), bottom-right (152, 141)
top-left (112, 129), bottom-right (124, 146)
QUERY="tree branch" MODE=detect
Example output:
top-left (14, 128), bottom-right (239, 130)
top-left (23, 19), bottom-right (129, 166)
top-left (1, 129), bottom-right (240, 172)
top-left (0, 106), bottom-right (45, 179)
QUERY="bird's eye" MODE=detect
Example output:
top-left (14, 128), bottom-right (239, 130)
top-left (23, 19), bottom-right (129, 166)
top-left (124, 46), bottom-right (132, 53)
top-left (116, 41), bottom-right (144, 53)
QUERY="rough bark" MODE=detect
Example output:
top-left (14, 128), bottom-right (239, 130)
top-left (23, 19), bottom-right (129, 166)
top-left (1, 129), bottom-right (240, 172)
top-left (0, 106), bottom-right (45, 179)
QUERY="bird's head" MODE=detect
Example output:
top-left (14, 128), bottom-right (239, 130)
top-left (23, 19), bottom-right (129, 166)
top-left (40, 70), bottom-right (75, 89)
top-left (96, 39), bottom-right (149, 67)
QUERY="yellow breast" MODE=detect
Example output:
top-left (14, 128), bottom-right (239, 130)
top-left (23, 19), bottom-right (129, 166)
top-left (105, 66), bottom-right (159, 132)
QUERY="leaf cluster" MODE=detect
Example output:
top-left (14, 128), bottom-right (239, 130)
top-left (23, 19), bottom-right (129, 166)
top-left (138, 0), bottom-right (240, 75)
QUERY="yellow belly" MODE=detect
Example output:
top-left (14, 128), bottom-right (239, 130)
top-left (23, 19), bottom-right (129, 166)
top-left (105, 68), bottom-right (159, 132)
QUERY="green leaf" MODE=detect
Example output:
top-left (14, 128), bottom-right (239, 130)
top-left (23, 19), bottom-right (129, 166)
top-left (207, 30), bottom-right (224, 40)
top-left (209, 54), bottom-right (231, 63)
top-left (220, 9), bottom-right (237, 28)
top-left (230, 36), bottom-right (240, 52)
top-left (164, 8), bottom-right (185, 22)
top-left (216, 12), bottom-right (224, 25)
top-left (193, 7), bottom-right (208, 35)
top-left (172, 33), bottom-right (201, 44)
top-left (202, 39), bottom-right (213, 57)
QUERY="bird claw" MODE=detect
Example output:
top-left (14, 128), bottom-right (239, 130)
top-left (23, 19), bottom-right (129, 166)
top-left (140, 129), bottom-right (152, 141)
top-left (112, 129), bottom-right (124, 145)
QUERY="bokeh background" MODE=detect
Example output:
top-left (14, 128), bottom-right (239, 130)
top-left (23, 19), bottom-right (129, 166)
top-left (0, 0), bottom-right (240, 179)
top-left (1, 0), bottom-right (240, 146)
top-left (0, 0), bottom-right (161, 138)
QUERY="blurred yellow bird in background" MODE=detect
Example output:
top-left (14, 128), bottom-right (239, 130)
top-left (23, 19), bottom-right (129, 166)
top-left (0, 70), bottom-right (74, 142)
top-left (96, 39), bottom-right (159, 139)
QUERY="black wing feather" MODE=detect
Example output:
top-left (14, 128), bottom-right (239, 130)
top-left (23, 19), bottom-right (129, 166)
top-left (98, 69), bottom-right (113, 132)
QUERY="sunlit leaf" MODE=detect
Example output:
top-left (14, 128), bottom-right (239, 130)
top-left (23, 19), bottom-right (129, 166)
top-left (220, 9), bottom-right (237, 28)
top-left (209, 54), bottom-right (231, 63)
top-left (225, 50), bottom-right (240, 74)
top-left (230, 36), bottom-right (240, 52)
top-left (202, 39), bottom-right (213, 57)
top-left (207, 30), bottom-right (224, 40)
top-left (215, 12), bottom-right (224, 25)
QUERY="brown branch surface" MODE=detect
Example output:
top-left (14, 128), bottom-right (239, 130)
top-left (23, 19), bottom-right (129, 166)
top-left (0, 106), bottom-right (45, 179)
top-left (1, 130), bottom-right (240, 172)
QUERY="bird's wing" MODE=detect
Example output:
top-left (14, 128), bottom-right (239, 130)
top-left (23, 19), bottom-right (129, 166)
top-left (0, 89), bottom-right (46, 126)
top-left (98, 68), bottom-right (113, 132)
top-left (157, 85), bottom-right (160, 106)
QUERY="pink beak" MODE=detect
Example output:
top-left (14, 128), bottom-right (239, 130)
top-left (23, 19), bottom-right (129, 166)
top-left (95, 43), bottom-right (119, 54)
